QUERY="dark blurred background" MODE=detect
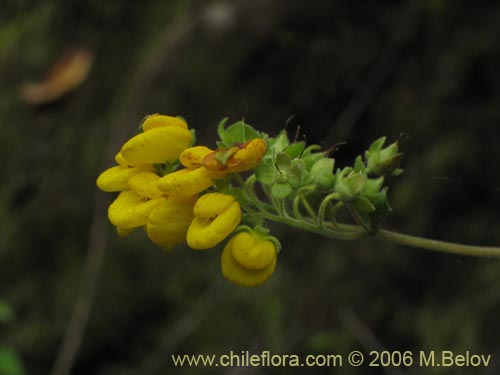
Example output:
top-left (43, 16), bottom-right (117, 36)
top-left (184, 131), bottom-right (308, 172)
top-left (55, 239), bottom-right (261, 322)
top-left (1, 0), bottom-right (500, 374)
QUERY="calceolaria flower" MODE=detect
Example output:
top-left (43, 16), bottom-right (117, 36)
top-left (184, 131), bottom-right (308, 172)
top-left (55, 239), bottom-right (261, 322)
top-left (187, 193), bottom-right (241, 250)
top-left (97, 113), bottom-right (416, 288)
top-left (221, 231), bottom-right (279, 287)
top-left (146, 195), bottom-right (197, 249)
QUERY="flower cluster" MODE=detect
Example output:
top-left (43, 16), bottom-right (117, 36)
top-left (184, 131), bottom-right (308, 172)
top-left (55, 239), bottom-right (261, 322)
top-left (97, 113), bottom-right (405, 287)
top-left (97, 114), bottom-right (277, 287)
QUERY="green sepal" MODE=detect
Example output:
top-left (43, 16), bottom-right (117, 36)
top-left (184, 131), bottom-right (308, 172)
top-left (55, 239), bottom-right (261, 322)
top-left (352, 196), bottom-right (376, 212)
top-left (218, 119), bottom-right (260, 147)
top-left (272, 182), bottom-right (293, 199)
top-left (284, 141), bottom-right (305, 158)
top-left (255, 162), bottom-right (277, 185)
top-left (269, 130), bottom-right (290, 153)
top-left (288, 160), bottom-right (304, 188)
top-left (275, 151), bottom-right (292, 171)
top-left (310, 158), bottom-right (335, 189)
top-left (357, 188), bottom-right (392, 233)
top-left (354, 155), bottom-right (366, 173)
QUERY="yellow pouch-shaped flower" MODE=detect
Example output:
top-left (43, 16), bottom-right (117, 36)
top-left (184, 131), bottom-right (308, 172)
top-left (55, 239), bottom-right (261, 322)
top-left (114, 152), bottom-right (129, 166)
top-left (96, 165), bottom-right (143, 192)
top-left (180, 146), bottom-right (213, 168)
top-left (203, 138), bottom-right (267, 173)
top-left (141, 114), bottom-right (188, 131)
top-left (108, 190), bottom-right (165, 229)
top-left (221, 232), bottom-right (277, 287)
top-left (147, 195), bottom-right (197, 249)
top-left (120, 126), bottom-right (192, 166)
top-left (128, 171), bottom-right (163, 198)
top-left (157, 167), bottom-right (220, 197)
top-left (187, 193), bottom-right (241, 249)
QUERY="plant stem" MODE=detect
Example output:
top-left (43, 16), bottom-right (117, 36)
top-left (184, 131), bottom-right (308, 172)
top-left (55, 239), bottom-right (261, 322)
top-left (375, 229), bottom-right (500, 258)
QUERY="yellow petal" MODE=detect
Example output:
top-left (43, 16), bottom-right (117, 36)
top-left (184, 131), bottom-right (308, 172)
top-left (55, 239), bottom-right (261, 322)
top-left (157, 168), bottom-right (215, 197)
top-left (221, 235), bottom-right (277, 287)
top-left (230, 232), bottom-right (276, 270)
top-left (202, 138), bottom-right (267, 173)
top-left (180, 146), bottom-right (214, 168)
top-left (108, 190), bottom-right (165, 229)
top-left (120, 126), bottom-right (192, 166)
top-left (147, 196), bottom-right (197, 249)
top-left (187, 195), bottom-right (241, 249)
top-left (141, 114), bottom-right (188, 131)
top-left (192, 192), bottom-right (235, 217)
top-left (128, 171), bottom-right (163, 198)
top-left (117, 227), bottom-right (135, 237)
top-left (114, 152), bottom-right (129, 166)
top-left (228, 138), bottom-right (267, 172)
top-left (96, 165), bottom-right (142, 192)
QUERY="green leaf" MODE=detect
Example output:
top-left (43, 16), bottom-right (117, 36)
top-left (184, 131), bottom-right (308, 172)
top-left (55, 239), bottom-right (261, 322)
top-left (272, 183), bottom-right (293, 199)
top-left (255, 163), bottom-right (277, 184)
top-left (0, 347), bottom-right (24, 375)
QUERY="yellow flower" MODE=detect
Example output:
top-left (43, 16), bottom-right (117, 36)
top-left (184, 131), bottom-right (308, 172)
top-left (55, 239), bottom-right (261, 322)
top-left (128, 171), bottom-right (163, 198)
top-left (96, 165), bottom-right (143, 192)
top-left (146, 195), bottom-right (197, 249)
top-left (221, 231), bottom-right (277, 287)
top-left (141, 114), bottom-right (188, 131)
top-left (157, 167), bottom-right (225, 197)
top-left (108, 190), bottom-right (165, 229)
top-left (120, 125), bottom-right (192, 166)
top-left (186, 193), bottom-right (241, 249)
top-left (203, 138), bottom-right (267, 173)
top-left (179, 146), bottom-right (213, 168)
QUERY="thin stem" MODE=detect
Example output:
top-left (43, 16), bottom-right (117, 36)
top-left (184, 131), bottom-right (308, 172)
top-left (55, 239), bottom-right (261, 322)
top-left (301, 196), bottom-right (317, 221)
top-left (293, 194), bottom-right (304, 221)
top-left (318, 193), bottom-right (340, 229)
top-left (376, 229), bottom-right (500, 258)
top-left (244, 206), bottom-right (365, 241)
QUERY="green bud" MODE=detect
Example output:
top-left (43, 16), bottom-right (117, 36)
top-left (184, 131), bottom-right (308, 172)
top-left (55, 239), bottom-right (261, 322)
top-left (334, 169), bottom-right (366, 201)
top-left (365, 136), bottom-right (403, 176)
top-left (310, 158), bottom-right (335, 190)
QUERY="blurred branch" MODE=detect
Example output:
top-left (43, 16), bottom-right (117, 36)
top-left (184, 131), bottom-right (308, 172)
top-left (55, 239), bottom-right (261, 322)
top-left (338, 307), bottom-right (408, 375)
top-left (328, 0), bottom-right (422, 142)
top-left (50, 8), bottom-right (198, 375)
top-left (141, 279), bottom-right (228, 374)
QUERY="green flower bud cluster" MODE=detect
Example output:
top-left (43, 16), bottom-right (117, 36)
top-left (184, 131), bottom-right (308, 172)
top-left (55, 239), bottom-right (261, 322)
top-left (253, 131), bottom-right (403, 234)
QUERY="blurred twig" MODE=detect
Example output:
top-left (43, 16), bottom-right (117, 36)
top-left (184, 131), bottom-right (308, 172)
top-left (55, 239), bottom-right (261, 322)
top-left (338, 307), bottom-right (409, 375)
top-left (51, 8), bottom-right (198, 375)
top-left (328, 0), bottom-right (422, 142)
top-left (141, 279), bottom-right (228, 374)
